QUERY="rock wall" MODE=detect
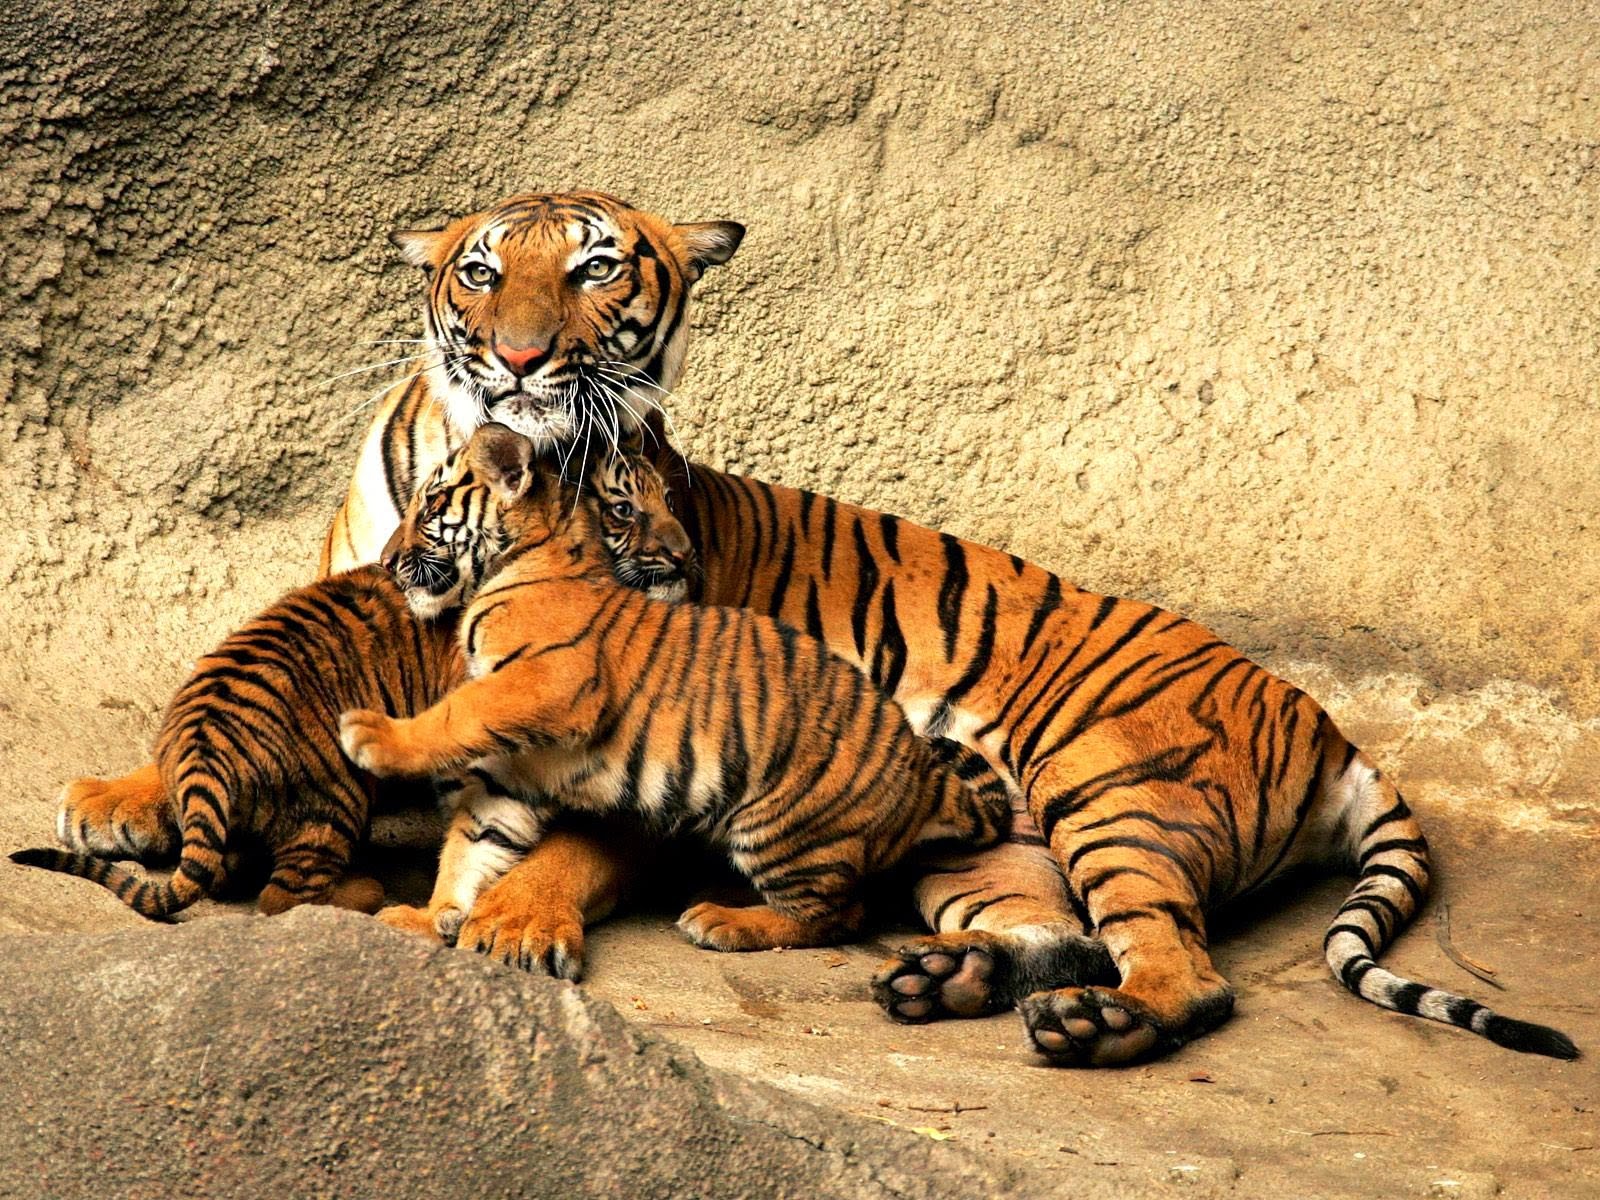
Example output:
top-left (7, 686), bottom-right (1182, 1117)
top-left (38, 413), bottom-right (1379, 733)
top-left (2, 1), bottom-right (1597, 834)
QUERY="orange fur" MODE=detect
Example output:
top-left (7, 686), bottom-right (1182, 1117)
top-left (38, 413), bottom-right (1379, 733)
top-left (342, 428), bottom-right (1010, 953)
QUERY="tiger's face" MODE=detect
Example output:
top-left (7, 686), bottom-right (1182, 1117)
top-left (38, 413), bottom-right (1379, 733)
top-left (383, 422), bottom-right (692, 619)
top-left (392, 191), bottom-right (742, 451)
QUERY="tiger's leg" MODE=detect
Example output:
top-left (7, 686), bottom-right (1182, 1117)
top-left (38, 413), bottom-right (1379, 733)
top-left (455, 822), bottom-right (644, 979)
top-left (379, 773), bottom-right (546, 943)
top-left (257, 824), bottom-right (360, 915)
top-left (56, 762), bottom-right (177, 860)
top-left (872, 841), bottom-right (1116, 1022)
top-left (1022, 781), bottom-right (1233, 1067)
top-left (340, 667), bottom-right (601, 781)
top-left (678, 817), bottom-right (867, 951)
top-left (677, 898), bottom-right (868, 951)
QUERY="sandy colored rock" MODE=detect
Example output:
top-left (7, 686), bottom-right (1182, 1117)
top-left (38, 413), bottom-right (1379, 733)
top-left (0, 906), bottom-right (1085, 1200)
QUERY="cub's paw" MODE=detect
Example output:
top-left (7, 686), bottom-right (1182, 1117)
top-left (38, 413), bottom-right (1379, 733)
top-left (338, 710), bottom-right (414, 776)
top-left (1020, 986), bottom-right (1168, 1068)
top-left (871, 932), bottom-right (1012, 1023)
top-left (329, 874), bottom-right (386, 915)
top-left (56, 769), bottom-right (175, 860)
top-left (676, 902), bottom-right (790, 952)
top-left (456, 901), bottom-right (586, 979)
top-left (375, 903), bottom-right (447, 944)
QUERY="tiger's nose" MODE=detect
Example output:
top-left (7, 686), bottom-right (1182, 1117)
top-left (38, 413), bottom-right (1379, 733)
top-left (379, 525), bottom-right (406, 574)
top-left (495, 340), bottom-right (549, 378)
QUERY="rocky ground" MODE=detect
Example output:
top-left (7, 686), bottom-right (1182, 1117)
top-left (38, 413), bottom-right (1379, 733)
top-left (3, 748), bottom-right (1594, 1198)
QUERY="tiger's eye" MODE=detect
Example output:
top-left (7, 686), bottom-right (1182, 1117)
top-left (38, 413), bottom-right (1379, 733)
top-left (581, 258), bottom-right (617, 282)
top-left (611, 500), bottom-right (636, 520)
top-left (460, 262), bottom-right (497, 288)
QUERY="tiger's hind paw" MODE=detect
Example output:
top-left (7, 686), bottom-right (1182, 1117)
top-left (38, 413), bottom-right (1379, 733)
top-left (871, 933), bottom-right (1012, 1022)
top-left (56, 772), bottom-right (176, 861)
top-left (1020, 986), bottom-right (1174, 1067)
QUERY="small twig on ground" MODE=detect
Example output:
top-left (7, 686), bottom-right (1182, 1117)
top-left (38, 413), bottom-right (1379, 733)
top-left (905, 1102), bottom-right (989, 1115)
top-left (1436, 903), bottom-right (1507, 990)
top-left (1286, 1129), bottom-right (1397, 1138)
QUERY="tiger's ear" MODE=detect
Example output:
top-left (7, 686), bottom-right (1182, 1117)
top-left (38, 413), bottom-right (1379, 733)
top-left (673, 221), bottom-right (745, 280)
top-left (468, 422), bottom-right (536, 501)
top-left (390, 227), bottom-right (451, 272)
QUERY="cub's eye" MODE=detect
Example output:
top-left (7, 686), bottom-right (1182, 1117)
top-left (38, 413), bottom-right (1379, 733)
top-left (459, 262), bottom-right (498, 289)
top-left (610, 500), bottom-right (636, 521)
top-left (577, 257), bottom-right (620, 283)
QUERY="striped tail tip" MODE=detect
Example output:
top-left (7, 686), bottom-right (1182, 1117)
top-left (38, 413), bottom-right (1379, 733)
top-left (11, 847), bottom-right (85, 871)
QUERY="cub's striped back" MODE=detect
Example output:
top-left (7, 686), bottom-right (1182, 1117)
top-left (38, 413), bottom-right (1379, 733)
top-left (339, 426), bottom-right (1013, 952)
top-left (14, 567), bottom-right (462, 917)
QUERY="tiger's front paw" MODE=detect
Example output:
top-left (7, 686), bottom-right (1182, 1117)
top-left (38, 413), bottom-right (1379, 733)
top-left (375, 903), bottom-right (447, 943)
top-left (339, 709), bottom-right (419, 777)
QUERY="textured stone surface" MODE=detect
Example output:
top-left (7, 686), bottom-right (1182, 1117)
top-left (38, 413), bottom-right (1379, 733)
top-left (0, 907), bottom-right (1082, 1199)
top-left (3, 0), bottom-right (1599, 714)
top-left (1, 6), bottom-right (1597, 1192)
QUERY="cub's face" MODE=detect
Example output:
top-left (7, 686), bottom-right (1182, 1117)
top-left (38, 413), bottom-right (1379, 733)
top-left (392, 191), bottom-right (742, 451)
top-left (384, 422), bottom-right (693, 619)
top-left (589, 450), bottom-right (694, 602)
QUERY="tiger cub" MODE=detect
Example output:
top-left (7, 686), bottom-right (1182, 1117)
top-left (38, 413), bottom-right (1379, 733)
top-left (13, 453), bottom-right (694, 920)
top-left (339, 423), bottom-right (1012, 952)
top-left (11, 567), bottom-right (459, 917)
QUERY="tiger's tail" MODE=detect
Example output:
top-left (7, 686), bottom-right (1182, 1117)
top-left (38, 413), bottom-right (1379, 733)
top-left (1323, 749), bottom-right (1578, 1059)
top-left (922, 737), bottom-right (1014, 850)
top-left (12, 751), bottom-right (226, 921)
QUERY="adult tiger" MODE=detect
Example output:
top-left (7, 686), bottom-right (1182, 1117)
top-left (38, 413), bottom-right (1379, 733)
top-left (62, 191), bottom-right (1576, 1065)
top-left (318, 190), bottom-right (743, 577)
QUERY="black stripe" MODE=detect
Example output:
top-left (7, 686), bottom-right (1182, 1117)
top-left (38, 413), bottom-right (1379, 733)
top-left (768, 535), bottom-right (796, 621)
top-left (871, 581), bottom-right (907, 697)
top-left (1340, 956), bottom-right (1377, 989)
top-left (1358, 797), bottom-right (1413, 842)
top-left (1064, 835), bottom-right (1206, 902)
top-left (957, 892), bottom-right (1026, 927)
top-left (1020, 575), bottom-right (1062, 660)
top-left (849, 519), bottom-right (879, 659)
top-left (1323, 922), bottom-right (1377, 952)
top-left (804, 578), bottom-right (824, 641)
top-left (1357, 836), bottom-right (1428, 870)
top-left (1362, 863), bottom-right (1426, 908)
top-left (931, 888), bottom-right (984, 927)
top-left (942, 584), bottom-right (998, 709)
top-left (820, 497), bottom-right (838, 581)
top-left (935, 534), bottom-right (969, 662)
top-left (878, 513), bottom-right (901, 563)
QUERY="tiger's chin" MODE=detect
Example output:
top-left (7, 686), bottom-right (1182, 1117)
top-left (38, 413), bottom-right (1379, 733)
top-left (646, 576), bottom-right (689, 603)
top-left (483, 398), bottom-right (579, 448)
top-left (402, 581), bottom-right (465, 623)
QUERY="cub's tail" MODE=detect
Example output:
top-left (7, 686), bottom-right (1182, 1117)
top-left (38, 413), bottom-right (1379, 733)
top-left (1324, 754), bottom-right (1577, 1060)
top-left (12, 754), bottom-right (226, 920)
top-left (922, 737), bottom-right (1013, 849)
top-left (7, 846), bottom-right (205, 920)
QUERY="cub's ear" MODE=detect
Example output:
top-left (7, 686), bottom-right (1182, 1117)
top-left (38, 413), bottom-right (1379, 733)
top-left (673, 221), bottom-right (745, 279)
top-left (468, 422), bottom-right (536, 501)
top-left (615, 422), bottom-right (645, 458)
top-left (390, 227), bottom-right (451, 272)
